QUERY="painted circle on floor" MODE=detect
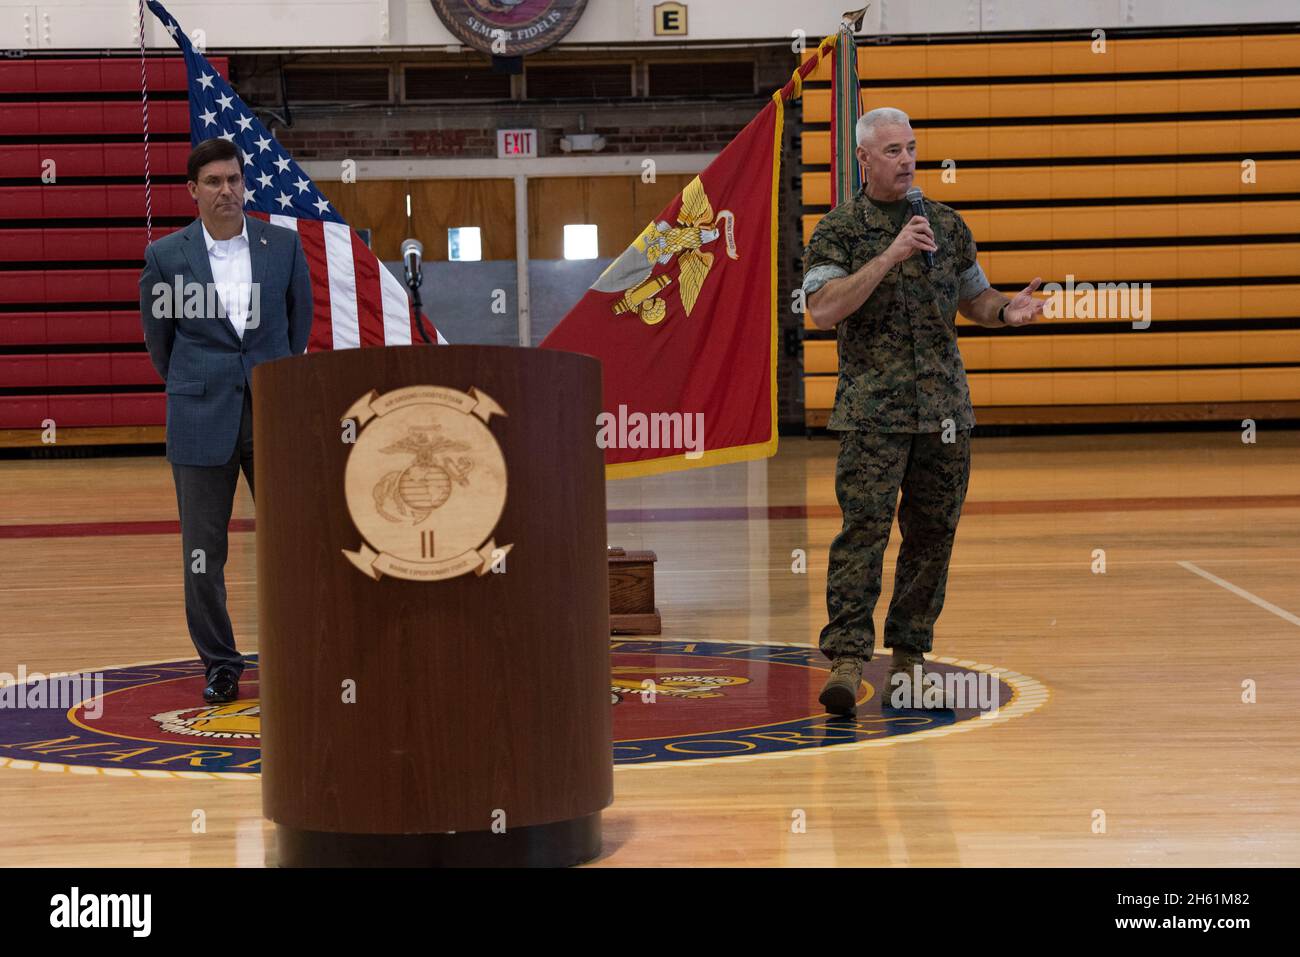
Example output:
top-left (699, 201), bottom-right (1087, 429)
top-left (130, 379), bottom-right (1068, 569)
top-left (0, 641), bottom-right (1048, 777)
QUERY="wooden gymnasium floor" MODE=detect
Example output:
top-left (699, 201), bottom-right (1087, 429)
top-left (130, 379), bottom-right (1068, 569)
top-left (1, 428), bottom-right (1298, 867)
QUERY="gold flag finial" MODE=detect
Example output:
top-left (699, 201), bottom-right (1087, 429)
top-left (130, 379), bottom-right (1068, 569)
top-left (842, 5), bottom-right (869, 31)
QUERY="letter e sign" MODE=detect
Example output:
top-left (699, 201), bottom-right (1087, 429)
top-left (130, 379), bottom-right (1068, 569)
top-left (654, 2), bottom-right (688, 36)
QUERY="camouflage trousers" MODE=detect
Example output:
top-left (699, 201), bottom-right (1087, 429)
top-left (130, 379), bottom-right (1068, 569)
top-left (820, 429), bottom-right (971, 661)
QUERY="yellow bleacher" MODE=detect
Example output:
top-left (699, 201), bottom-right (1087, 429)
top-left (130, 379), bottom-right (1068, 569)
top-left (800, 30), bottom-right (1300, 426)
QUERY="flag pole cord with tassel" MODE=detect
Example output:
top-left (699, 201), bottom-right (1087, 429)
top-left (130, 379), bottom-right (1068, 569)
top-left (136, 0), bottom-right (154, 247)
top-left (774, 5), bottom-right (868, 105)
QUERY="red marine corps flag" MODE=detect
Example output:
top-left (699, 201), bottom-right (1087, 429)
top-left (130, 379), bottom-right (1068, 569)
top-left (541, 20), bottom-right (859, 479)
top-left (541, 103), bottom-right (780, 479)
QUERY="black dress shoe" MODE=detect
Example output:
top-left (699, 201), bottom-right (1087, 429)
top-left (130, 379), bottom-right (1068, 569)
top-left (203, 671), bottom-right (239, 704)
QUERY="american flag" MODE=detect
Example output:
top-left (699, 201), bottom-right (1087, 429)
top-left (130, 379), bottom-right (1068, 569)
top-left (145, 0), bottom-right (444, 348)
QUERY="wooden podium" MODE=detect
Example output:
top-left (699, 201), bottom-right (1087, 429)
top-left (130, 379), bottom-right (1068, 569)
top-left (253, 345), bottom-right (612, 867)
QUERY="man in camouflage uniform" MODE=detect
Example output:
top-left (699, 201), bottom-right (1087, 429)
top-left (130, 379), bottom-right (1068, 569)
top-left (804, 107), bottom-right (1044, 716)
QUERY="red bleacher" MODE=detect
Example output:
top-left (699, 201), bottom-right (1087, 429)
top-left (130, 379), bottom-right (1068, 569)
top-left (0, 56), bottom-right (226, 432)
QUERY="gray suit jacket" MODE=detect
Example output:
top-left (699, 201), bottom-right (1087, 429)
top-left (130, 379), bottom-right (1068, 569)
top-left (139, 216), bottom-right (313, 466)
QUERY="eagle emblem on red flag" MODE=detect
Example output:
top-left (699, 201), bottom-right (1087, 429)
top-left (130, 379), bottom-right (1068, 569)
top-left (598, 177), bottom-right (740, 325)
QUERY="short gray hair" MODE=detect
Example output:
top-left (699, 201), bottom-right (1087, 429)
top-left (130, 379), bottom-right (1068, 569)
top-left (855, 107), bottom-right (912, 147)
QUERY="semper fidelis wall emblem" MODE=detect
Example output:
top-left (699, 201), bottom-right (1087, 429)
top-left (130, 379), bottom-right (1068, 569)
top-left (340, 385), bottom-right (510, 582)
top-left (430, 0), bottom-right (589, 58)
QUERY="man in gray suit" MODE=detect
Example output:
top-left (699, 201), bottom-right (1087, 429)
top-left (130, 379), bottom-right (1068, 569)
top-left (140, 137), bottom-right (313, 703)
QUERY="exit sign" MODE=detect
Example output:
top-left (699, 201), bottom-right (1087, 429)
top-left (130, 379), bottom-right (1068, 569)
top-left (497, 129), bottom-right (538, 158)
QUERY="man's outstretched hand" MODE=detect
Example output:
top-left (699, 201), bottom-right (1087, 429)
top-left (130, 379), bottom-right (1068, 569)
top-left (1004, 277), bottom-right (1046, 326)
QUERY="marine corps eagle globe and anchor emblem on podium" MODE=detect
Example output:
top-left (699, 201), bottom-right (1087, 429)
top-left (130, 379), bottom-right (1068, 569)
top-left (340, 385), bottom-right (510, 582)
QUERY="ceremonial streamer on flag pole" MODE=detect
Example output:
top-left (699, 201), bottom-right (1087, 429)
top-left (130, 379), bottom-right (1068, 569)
top-left (539, 23), bottom-right (853, 480)
top-left (140, 0), bottom-right (445, 349)
top-left (830, 13), bottom-right (866, 207)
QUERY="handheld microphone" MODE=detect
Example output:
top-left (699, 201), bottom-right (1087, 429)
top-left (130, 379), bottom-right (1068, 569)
top-left (401, 238), bottom-right (423, 287)
top-left (905, 187), bottom-right (934, 269)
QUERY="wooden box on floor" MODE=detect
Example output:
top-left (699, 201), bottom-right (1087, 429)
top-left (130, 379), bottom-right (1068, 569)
top-left (608, 546), bottom-right (661, 635)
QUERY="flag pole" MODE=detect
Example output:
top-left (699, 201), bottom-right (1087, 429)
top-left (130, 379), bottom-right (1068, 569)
top-left (135, 0), bottom-right (154, 246)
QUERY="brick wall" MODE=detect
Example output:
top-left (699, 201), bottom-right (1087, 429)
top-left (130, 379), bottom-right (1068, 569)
top-left (273, 123), bottom-right (747, 160)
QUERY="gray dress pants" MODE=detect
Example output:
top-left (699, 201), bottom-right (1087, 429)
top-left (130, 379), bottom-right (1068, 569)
top-left (171, 388), bottom-right (254, 681)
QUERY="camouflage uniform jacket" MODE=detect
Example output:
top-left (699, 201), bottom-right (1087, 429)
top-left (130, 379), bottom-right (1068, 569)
top-left (803, 187), bottom-right (991, 433)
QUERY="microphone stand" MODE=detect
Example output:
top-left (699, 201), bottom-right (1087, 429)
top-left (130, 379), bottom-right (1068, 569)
top-left (406, 259), bottom-right (433, 345)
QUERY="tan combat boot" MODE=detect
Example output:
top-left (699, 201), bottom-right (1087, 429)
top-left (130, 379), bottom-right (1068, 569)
top-left (885, 647), bottom-right (940, 709)
top-left (887, 647), bottom-right (926, 681)
top-left (819, 656), bottom-right (864, 716)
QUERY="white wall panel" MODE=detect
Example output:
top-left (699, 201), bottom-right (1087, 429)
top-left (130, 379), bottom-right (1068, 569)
top-left (978, 0), bottom-right (1122, 32)
top-left (136, 0), bottom-right (393, 48)
top-left (1, 0), bottom-right (1296, 51)
top-left (0, 4), bottom-right (36, 49)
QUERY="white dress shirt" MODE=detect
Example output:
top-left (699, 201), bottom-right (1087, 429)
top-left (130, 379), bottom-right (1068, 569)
top-left (201, 217), bottom-right (253, 339)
